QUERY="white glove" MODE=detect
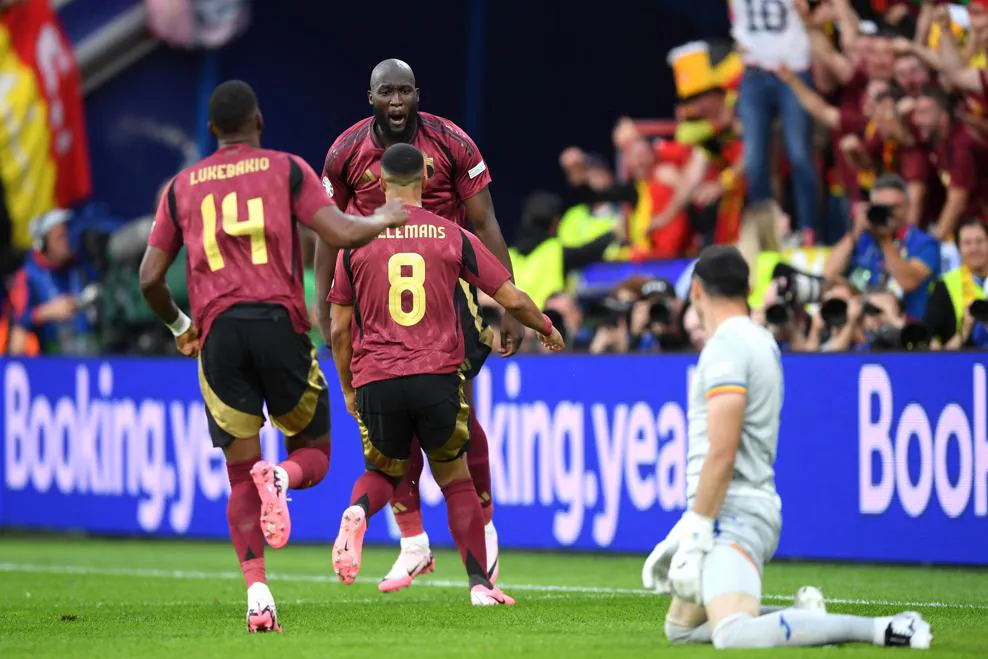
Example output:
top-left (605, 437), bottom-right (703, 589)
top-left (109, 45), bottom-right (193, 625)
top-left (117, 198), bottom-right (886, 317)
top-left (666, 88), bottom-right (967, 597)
top-left (642, 517), bottom-right (685, 593)
top-left (668, 510), bottom-right (715, 604)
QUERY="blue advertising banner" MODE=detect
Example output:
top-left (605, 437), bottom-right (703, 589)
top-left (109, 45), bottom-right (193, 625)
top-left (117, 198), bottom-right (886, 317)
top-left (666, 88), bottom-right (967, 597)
top-left (2, 354), bottom-right (985, 564)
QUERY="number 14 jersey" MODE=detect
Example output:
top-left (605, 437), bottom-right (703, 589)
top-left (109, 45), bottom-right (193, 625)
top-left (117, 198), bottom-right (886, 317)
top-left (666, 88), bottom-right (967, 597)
top-left (148, 144), bottom-right (333, 343)
top-left (328, 205), bottom-right (510, 389)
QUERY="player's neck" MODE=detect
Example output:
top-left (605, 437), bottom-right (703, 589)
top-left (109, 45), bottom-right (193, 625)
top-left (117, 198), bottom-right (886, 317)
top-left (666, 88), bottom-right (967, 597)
top-left (385, 192), bottom-right (421, 207)
top-left (704, 301), bottom-right (749, 336)
top-left (217, 135), bottom-right (259, 149)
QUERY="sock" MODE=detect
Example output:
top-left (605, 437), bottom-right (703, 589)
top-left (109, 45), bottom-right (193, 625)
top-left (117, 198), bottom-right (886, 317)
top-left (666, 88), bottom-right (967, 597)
top-left (442, 478), bottom-right (489, 588)
top-left (279, 443), bottom-right (330, 489)
top-left (711, 610), bottom-right (877, 649)
top-left (466, 410), bottom-right (494, 525)
top-left (666, 606), bottom-right (785, 644)
top-left (350, 470), bottom-right (396, 518)
top-left (390, 442), bottom-right (425, 537)
top-left (227, 457), bottom-right (266, 587)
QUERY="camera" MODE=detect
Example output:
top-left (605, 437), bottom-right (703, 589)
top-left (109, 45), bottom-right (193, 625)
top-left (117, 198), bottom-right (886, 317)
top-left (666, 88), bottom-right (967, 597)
top-left (866, 204), bottom-right (893, 229)
top-left (580, 292), bottom-right (633, 329)
top-left (970, 299), bottom-right (988, 323)
top-left (640, 279), bottom-right (674, 328)
top-left (900, 322), bottom-right (931, 351)
top-left (819, 298), bottom-right (849, 328)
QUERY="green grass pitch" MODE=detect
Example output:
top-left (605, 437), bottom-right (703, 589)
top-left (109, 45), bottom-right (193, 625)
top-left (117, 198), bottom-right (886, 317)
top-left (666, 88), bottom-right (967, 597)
top-left (0, 536), bottom-right (985, 658)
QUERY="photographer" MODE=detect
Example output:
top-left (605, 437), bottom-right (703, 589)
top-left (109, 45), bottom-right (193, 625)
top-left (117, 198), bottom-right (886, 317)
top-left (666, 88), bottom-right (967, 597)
top-left (924, 218), bottom-right (988, 350)
top-left (822, 174), bottom-right (939, 319)
top-left (804, 280), bottom-right (858, 352)
top-left (628, 278), bottom-right (684, 352)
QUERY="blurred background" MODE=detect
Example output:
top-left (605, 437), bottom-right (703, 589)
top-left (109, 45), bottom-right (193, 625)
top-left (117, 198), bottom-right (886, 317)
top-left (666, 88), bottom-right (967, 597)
top-left (1, 0), bottom-right (986, 564)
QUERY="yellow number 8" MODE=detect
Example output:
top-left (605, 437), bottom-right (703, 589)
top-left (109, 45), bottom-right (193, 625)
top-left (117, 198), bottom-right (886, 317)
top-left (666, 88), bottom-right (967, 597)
top-left (388, 252), bottom-right (426, 326)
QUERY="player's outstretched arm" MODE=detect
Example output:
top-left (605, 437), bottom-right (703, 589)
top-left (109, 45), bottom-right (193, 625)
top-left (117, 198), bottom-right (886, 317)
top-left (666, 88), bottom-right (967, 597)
top-left (491, 281), bottom-right (564, 352)
top-left (308, 199), bottom-right (408, 249)
top-left (139, 246), bottom-right (198, 357)
top-left (329, 303), bottom-right (356, 416)
top-left (465, 189), bottom-right (526, 356)
top-left (313, 240), bottom-right (336, 346)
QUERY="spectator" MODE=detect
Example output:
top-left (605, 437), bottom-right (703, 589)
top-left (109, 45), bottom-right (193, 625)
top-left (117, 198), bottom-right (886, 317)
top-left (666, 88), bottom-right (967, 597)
top-left (13, 209), bottom-right (98, 354)
top-left (924, 217), bottom-right (988, 350)
top-left (823, 174), bottom-right (939, 319)
top-left (731, 0), bottom-right (820, 245)
top-left (558, 148), bottom-right (625, 247)
top-left (508, 192), bottom-right (615, 310)
top-left (0, 268), bottom-right (40, 355)
top-left (652, 40), bottom-right (744, 249)
top-left (911, 85), bottom-right (988, 240)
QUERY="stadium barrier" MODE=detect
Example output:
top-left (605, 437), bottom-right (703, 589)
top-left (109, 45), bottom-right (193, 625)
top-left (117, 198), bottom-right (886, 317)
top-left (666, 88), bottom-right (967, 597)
top-left (1, 354), bottom-right (985, 565)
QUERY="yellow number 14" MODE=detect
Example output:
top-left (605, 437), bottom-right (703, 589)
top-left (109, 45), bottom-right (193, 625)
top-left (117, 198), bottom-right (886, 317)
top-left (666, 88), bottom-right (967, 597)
top-left (388, 252), bottom-right (426, 326)
top-left (201, 192), bottom-right (267, 272)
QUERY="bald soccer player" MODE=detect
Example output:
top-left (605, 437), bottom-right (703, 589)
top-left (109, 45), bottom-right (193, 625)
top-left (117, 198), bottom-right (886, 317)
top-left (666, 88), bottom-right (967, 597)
top-left (314, 59), bottom-right (521, 592)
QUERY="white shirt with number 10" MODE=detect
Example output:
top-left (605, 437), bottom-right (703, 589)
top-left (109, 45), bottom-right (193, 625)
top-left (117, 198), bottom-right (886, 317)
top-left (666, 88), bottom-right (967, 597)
top-left (730, 0), bottom-right (810, 72)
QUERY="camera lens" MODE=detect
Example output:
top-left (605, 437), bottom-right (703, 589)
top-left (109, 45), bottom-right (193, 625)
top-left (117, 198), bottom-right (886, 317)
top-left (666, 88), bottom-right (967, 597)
top-left (820, 298), bottom-right (848, 327)
top-left (765, 303), bottom-right (790, 326)
top-left (970, 299), bottom-right (988, 323)
top-left (867, 204), bottom-right (892, 228)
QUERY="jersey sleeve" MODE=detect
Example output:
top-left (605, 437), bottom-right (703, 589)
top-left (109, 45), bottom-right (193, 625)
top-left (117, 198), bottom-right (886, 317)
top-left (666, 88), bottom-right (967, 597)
top-left (443, 119), bottom-right (492, 201)
top-left (458, 228), bottom-right (511, 296)
top-left (289, 156), bottom-right (334, 226)
top-left (327, 249), bottom-right (355, 305)
top-left (322, 141), bottom-right (353, 212)
top-left (147, 179), bottom-right (183, 257)
top-left (701, 333), bottom-right (750, 399)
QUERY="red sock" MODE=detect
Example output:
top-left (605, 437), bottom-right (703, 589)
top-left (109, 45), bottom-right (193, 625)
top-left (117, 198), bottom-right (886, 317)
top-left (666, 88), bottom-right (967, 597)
top-left (442, 478), bottom-right (489, 588)
top-left (390, 441), bottom-right (425, 537)
top-left (227, 457), bottom-right (266, 587)
top-left (280, 443), bottom-right (330, 489)
top-left (467, 410), bottom-right (494, 525)
top-left (351, 470), bottom-right (397, 518)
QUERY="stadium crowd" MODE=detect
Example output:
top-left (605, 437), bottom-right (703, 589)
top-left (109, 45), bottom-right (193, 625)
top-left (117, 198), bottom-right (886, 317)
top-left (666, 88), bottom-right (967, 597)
top-left (2, 0), bottom-right (988, 357)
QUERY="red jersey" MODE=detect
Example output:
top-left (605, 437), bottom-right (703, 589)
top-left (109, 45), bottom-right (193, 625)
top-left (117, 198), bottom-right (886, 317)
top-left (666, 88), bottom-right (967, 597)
top-left (148, 144), bottom-right (333, 342)
top-left (328, 205), bottom-right (510, 388)
top-left (931, 122), bottom-right (988, 220)
top-left (321, 112), bottom-right (491, 227)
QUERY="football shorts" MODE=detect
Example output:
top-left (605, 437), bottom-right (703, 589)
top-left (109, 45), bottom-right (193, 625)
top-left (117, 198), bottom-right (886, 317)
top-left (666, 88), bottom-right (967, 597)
top-left (454, 279), bottom-right (494, 380)
top-left (355, 372), bottom-right (471, 479)
top-left (198, 302), bottom-right (330, 448)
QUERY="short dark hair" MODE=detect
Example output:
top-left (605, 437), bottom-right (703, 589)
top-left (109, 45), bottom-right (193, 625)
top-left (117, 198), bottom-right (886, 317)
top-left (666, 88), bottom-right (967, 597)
top-left (957, 217), bottom-right (988, 239)
top-left (380, 143), bottom-right (425, 185)
top-left (693, 245), bottom-right (749, 300)
top-left (875, 87), bottom-right (905, 105)
top-left (208, 80), bottom-right (258, 134)
top-left (872, 173), bottom-right (908, 196)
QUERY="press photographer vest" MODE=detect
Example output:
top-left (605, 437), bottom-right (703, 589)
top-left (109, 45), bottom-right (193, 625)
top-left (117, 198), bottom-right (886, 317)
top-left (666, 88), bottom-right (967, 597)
top-left (508, 240), bottom-right (564, 310)
top-left (942, 267), bottom-right (986, 333)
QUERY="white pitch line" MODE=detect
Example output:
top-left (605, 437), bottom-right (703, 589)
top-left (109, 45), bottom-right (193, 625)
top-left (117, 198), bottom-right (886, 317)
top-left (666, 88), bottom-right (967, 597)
top-left (1, 562), bottom-right (986, 610)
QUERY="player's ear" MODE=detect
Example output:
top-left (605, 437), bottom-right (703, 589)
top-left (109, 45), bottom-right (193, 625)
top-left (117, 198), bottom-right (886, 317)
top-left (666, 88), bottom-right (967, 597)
top-left (207, 121), bottom-right (218, 139)
top-left (367, 90), bottom-right (373, 106)
top-left (380, 178), bottom-right (388, 195)
top-left (256, 110), bottom-right (264, 135)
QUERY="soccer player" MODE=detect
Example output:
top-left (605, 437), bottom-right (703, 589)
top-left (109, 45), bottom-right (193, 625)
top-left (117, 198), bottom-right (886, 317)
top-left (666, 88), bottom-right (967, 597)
top-left (138, 80), bottom-right (407, 632)
top-left (315, 58), bottom-right (521, 590)
top-left (641, 246), bottom-right (933, 650)
top-left (327, 143), bottom-right (563, 606)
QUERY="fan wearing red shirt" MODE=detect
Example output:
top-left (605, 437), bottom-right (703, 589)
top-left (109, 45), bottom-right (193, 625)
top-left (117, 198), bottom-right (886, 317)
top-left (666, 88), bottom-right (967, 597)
top-left (912, 86), bottom-right (988, 240)
top-left (328, 143), bottom-right (563, 606)
top-left (315, 59), bottom-right (520, 591)
top-left (139, 81), bottom-right (407, 633)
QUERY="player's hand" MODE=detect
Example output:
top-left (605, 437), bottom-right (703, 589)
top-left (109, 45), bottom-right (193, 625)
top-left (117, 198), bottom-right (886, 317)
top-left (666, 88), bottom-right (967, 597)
top-left (538, 327), bottom-right (565, 352)
top-left (499, 314), bottom-right (526, 357)
top-left (642, 516), bottom-right (686, 593)
top-left (343, 389), bottom-right (357, 419)
top-left (377, 199), bottom-right (409, 228)
top-left (175, 326), bottom-right (200, 358)
top-left (668, 511), bottom-right (714, 605)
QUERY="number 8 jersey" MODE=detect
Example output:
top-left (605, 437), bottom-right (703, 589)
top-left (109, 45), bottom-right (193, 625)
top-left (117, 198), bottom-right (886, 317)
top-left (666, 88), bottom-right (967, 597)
top-left (729, 0), bottom-right (810, 71)
top-left (148, 144), bottom-right (333, 343)
top-left (328, 205), bottom-right (511, 389)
